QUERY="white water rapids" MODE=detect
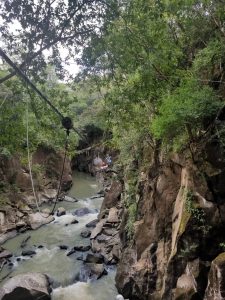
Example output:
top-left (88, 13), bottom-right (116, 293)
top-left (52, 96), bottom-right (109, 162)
top-left (0, 172), bottom-right (118, 299)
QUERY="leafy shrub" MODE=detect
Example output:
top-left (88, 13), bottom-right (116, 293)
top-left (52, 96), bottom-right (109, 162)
top-left (151, 79), bottom-right (222, 148)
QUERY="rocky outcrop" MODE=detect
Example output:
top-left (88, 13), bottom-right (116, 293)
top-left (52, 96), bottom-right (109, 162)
top-left (93, 146), bottom-right (225, 300)
top-left (0, 272), bottom-right (51, 300)
top-left (89, 179), bottom-right (123, 266)
top-left (0, 144), bottom-right (72, 243)
top-left (204, 253), bottom-right (225, 299)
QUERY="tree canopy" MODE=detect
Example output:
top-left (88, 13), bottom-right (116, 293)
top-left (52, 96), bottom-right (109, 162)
top-left (0, 0), bottom-right (225, 159)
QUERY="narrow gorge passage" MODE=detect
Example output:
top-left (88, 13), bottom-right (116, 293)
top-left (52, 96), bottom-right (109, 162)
top-left (0, 172), bottom-right (118, 300)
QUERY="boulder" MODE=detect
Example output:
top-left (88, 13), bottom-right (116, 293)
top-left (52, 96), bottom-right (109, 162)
top-left (80, 263), bottom-right (108, 281)
top-left (66, 249), bottom-right (76, 256)
top-left (56, 207), bottom-right (66, 217)
top-left (204, 252), bottom-right (225, 300)
top-left (73, 207), bottom-right (97, 217)
top-left (28, 213), bottom-right (54, 230)
top-left (84, 253), bottom-right (104, 264)
top-left (22, 250), bottom-right (36, 256)
top-left (86, 219), bottom-right (98, 228)
top-left (64, 195), bottom-right (78, 202)
top-left (80, 230), bottom-right (91, 238)
top-left (0, 272), bottom-right (51, 300)
top-left (71, 219), bottom-right (79, 224)
top-left (58, 245), bottom-right (68, 250)
top-left (74, 245), bottom-right (91, 252)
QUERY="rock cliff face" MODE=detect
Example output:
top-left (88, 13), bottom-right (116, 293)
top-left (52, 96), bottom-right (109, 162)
top-left (95, 144), bottom-right (225, 299)
top-left (0, 145), bottom-right (72, 243)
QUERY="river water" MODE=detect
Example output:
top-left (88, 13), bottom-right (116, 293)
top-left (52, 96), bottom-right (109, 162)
top-left (0, 172), bottom-right (118, 300)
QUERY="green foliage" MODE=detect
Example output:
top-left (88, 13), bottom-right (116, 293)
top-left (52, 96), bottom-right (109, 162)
top-left (79, 0), bottom-right (225, 155)
top-left (151, 79), bottom-right (222, 147)
top-left (185, 191), bottom-right (205, 224)
top-left (185, 190), bottom-right (211, 234)
top-left (126, 203), bottom-right (137, 240)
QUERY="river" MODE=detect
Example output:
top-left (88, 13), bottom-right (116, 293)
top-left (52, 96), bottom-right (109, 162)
top-left (0, 172), bottom-right (118, 300)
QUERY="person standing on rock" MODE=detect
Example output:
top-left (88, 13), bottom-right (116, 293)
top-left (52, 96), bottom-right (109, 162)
top-left (105, 154), bottom-right (112, 166)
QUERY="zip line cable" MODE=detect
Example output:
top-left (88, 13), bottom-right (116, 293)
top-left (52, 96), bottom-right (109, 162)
top-left (0, 47), bottom-right (84, 140)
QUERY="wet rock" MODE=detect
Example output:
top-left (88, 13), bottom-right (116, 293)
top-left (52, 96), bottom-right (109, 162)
top-left (90, 195), bottom-right (103, 200)
top-left (16, 258), bottom-right (21, 262)
top-left (28, 213), bottom-right (54, 230)
top-left (80, 230), bottom-right (91, 238)
top-left (84, 253), bottom-right (104, 264)
top-left (37, 245), bottom-right (44, 249)
top-left (8, 262), bottom-right (14, 267)
top-left (0, 272), bottom-right (51, 300)
top-left (73, 207), bottom-right (97, 217)
top-left (71, 219), bottom-right (79, 224)
top-left (85, 219), bottom-right (98, 228)
top-left (64, 195), bottom-right (78, 202)
top-left (56, 207), bottom-right (66, 217)
top-left (58, 245), bottom-right (68, 250)
top-left (21, 250), bottom-right (36, 256)
top-left (66, 249), bottom-right (76, 256)
top-left (74, 245), bottom-right (91, 252)
top-left (80, 263), bottom-right (108, 281)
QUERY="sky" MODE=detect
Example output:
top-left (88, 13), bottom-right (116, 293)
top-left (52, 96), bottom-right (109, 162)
top-left (0, 18), bottom-right (81, 80)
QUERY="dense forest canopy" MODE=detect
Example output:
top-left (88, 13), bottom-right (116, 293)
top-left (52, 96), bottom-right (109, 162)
top-left (0, 0), bottom-right (225, 163)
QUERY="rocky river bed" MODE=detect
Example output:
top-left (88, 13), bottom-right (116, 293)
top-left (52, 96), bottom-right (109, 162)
top-left (0, 172), bottom-right (119, 300)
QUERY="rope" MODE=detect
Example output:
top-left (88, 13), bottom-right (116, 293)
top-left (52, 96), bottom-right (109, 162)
top-left (26, 94), bottom-right (42, 214)
top-left (25, 92), bottom-right (70, 217)
top-left (49, 133), bottom-right (69, 215)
